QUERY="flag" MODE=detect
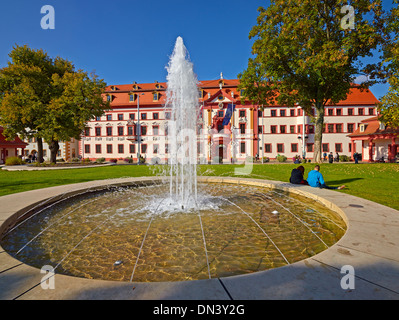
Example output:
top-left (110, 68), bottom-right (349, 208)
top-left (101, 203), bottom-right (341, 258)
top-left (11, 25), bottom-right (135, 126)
top-left (222, 104), bottom-right (235, 126)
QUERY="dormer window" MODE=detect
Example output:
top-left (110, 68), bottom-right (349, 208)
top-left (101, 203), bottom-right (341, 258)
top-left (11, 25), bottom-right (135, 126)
top-left (106, 95), bottom-right (112, 102)
top-left (218, 95), bottom-right (224, 101)
top-left (153, 92), bottom-right (159, 101)
top-left (199, 89), bottom-right (204, 99)
top-left (155, 82), bottom-right (161, 89)
top-left (240, 89), bottom-right (245, 96)
top-left (132, 84), bottom-right (138, 90)
top-left (360, 124), bottom-right (367, 133)
top-left (129, 93), bottom-right (136, 102)
top-left (110, 86), bottom-right (116, 91)
top-left (379, 122), bottom-right (385, 131)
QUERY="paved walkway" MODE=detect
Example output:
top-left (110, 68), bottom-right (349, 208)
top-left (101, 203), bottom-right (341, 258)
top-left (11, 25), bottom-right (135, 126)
top-left (1, 177), bottom-right (398, 300)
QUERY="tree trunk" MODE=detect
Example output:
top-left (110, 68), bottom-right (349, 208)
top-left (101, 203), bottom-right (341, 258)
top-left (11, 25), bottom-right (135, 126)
top-left (37, 137), bottom-right (44, 163)
top-left (313, 104), bottom-right (325, 163)
top-left (49, 140), bottom-right (60, 164)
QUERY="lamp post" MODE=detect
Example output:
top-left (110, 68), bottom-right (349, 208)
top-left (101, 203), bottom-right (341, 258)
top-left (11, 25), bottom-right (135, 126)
top-left (137, 93), bottom-right (144, 165)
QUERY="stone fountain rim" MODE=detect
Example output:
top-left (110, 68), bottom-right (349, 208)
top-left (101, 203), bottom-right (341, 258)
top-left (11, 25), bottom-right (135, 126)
top-left (1, 176), bottom-right (399, 300)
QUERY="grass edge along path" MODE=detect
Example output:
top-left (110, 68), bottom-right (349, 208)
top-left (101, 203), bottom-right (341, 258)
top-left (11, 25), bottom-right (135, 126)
top-left (0, 163), bottom-right (398, 211)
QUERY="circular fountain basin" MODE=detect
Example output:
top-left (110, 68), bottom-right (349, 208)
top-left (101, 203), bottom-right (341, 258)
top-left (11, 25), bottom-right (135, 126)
top-left (0, 178), bottom-right (346, 283)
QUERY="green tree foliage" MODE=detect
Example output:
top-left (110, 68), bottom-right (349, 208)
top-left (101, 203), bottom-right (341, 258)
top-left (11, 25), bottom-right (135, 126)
top-left (239, 0), bottom-right (385, 162)
top-left (378, 1), bottom-right (399, 127)
top-left (0, 45), bottom-right (109, 163)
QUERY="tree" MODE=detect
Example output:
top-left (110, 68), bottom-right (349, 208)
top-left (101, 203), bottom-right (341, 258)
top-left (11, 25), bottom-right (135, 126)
top-left (239, 0), bottom-right (385, 162)
top-left (43, 71), bottom-right (109, 163)
top-left (378, 1), bottom-right (399, 127)
top-left (0, 45), bottom-right (109, 163)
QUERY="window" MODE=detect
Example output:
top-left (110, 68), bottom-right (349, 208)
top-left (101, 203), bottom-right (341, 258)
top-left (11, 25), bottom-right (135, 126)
top-left (118, 114), bottom-right (124, 121)
top-left (264, 144), bottom-right (272, 153)
top-left (291, 143), bottom-right (298, 153)
top-left (240, 123), bottom-right (246, 134)
top-left (336, 109), bottom-right (342, 116)
top-left (336, 124), bottom-right (342, 133)
top-left (95, 127), bottom-right (101, 136)
top-left (347, 123), bottom-right (354, 133)
top-left (95, 144), bottom-right (101, 154)
top-left (322, 143), bottom-right (329, 152)
top-left (117, 127), bottom-right (123, 136)
top-left (258, 126), bottom-right (263, 134)
top-left (118, 144), bottom-right (124, 154)
top-left (358, 108), bottom-right (364, 116)
top-left (106, 127), bottom-right (112, 136)
top-left (297, 125), bottom-right (302, 134)
top-left (128, 126), bottom-right (134, 136)
top-left (141, 126), bottom-right (147, 136)
top-left (290, 125), bottom-right (296, 134)
top-left (240, 142), bottom-right (246, 154)
top-left (165, 144), bottom-right (169, 154)
top-left (335, 143), bottom-right (342, 152)
top-left (96, 116), bottom-right (101, 121)
top-left (165, 112), bottom-right (171, 120)
top-left (258, 110), bottom-right (263, 117)
top-left (218, 111), bottom-right (224, 117)
top-left (129, 144), bottom-right (135, 154)
top-left (271, 110), bottom-right (277, 117)
top-left (129, 94), bottom-right (135, 102)
top-left (290, 109), bottom-right (295, 117)
top-left (239, 110), bottom-right (246, 117)
top-left (106, 144), bottom-right (112, 154)
top-left (141, 144), bottom-right (147, 154)
top-left (106, 114), bottom-right (112, 121)
top-left (153, 113), bottom-right (159, 120)
top-left (129, 113), bottom-right (135, 120)
top-left (327, 124), bottom-right (334, 133)
top-left (369, 108), bottom-right (375, 115)
top-left (84, 128), bottom-right (90, 136)
top-left (280, 125), bottom-right (286, 134)
top-left (277, 143), bottom-right (284, 153)
top-left (153, 126), bottom-right (159, 136)
top-left (141, 113), bottom-right (147, 120)
top-left (153, 144), bottom-right (159, 154)
top-left (348, 108), bottom-right (354, 116)
top-left (107, 95), bottom-right (112, 102)
top-left (84, 145), bottom-right (90, 153)
top-left (307, 143), bottom-right (314, 152)
top-left (271, 125), bottom-right (277, 134)
top-left (308, 125), bottom-right (314, 134)
top-left (280, 109), bottom-right (286, 117)
top-left (153, 92), bottom-right (159, 101)
top-left (328, 109), bottom-right (334, 116)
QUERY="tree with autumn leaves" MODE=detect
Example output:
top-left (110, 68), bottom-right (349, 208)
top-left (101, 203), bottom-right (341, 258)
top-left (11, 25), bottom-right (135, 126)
top-left (378, 0), bottom-right (399, 127)
top-left (239, 0), bottom-right (387, 162)
top-left (0, 45), bottom-right (109, 163)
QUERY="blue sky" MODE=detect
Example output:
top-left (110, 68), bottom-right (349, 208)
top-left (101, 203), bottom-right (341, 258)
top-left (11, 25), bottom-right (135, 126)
top-left (0, 0), bottom-right (393, 99)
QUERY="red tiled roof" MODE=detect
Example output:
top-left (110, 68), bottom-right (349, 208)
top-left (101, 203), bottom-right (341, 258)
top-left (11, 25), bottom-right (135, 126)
top-left (104, 80), bottom-right (379, 107)
top-left (348, 116), bottom-right (399, 137)
top-left (0, 127), bottom-right (28, 148)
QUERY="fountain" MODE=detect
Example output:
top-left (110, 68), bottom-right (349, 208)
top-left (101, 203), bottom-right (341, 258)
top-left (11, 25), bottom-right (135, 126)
top-left (0, 38), bottom-right (347, 283)
top-left (165, 36), bottom-right (199, 208)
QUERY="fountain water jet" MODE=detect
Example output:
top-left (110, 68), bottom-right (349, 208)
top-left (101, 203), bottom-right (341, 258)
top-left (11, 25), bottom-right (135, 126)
top-left (165, 37), bottom-right (200, 208)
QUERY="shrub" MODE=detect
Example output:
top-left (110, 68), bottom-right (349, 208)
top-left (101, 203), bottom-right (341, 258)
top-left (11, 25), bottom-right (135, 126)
top-left (276, 154), bottom-right (287, 162)
top-left (124, 157), bottom-right (133, 163)
top-left (109, 158), bottom-right (118, 163)
top-left (262, 157), bottom-right (270, 163)
top-left (5, 156), bottom-right (23, 166)
top-left (339, 155), bottom-right (351, 162)
top-left (96, 158), bottom-right (105, 163)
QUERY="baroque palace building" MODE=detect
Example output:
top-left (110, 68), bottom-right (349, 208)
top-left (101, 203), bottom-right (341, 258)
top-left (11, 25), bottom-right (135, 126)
top-left (81, 77), bottom-right (380, 163)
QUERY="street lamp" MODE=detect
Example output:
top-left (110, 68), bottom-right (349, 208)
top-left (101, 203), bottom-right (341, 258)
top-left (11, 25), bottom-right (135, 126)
top-left (137, 93), bottom-right (144, 165)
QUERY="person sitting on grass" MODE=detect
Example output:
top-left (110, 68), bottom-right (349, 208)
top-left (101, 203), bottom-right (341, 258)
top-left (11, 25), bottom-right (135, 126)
top-left (289, 165), bottom-right (308, 185)
top-left (307, 165), bottom-right (345, 190)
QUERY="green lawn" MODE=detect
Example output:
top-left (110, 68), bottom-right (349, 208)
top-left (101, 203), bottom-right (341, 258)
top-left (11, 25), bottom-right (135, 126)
top-left (1, 163), bottom-right (398, 210)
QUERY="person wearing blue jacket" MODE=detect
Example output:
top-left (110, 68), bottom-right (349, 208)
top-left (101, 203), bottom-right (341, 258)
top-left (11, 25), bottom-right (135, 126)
top-left (307, 165), bottom-right (345, 190)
